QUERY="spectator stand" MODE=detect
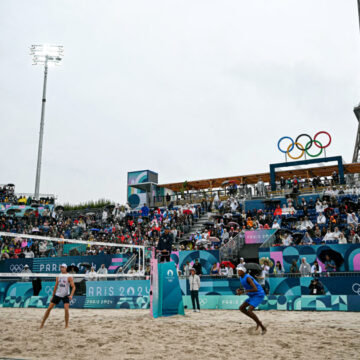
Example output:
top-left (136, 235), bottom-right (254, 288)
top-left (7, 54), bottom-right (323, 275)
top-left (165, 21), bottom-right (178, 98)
top-left (0, 184), bottom-right (55, 217)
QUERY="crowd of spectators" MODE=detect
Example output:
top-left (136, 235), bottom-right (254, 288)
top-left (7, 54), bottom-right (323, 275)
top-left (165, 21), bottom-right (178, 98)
top-left (0, 184), bottom-right (54, 206)
top-left (181, 179), bottom-right (360, 251)
top-left (208, 171), bottom-right (346, 199)
top-left (0, 184), bottom-right (16, 204)
top-left (0, 202), bottom-right (201, 261)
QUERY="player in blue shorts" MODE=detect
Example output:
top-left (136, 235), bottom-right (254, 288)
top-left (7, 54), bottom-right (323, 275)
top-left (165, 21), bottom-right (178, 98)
top-left (236, 265), bottom-right (267, 334)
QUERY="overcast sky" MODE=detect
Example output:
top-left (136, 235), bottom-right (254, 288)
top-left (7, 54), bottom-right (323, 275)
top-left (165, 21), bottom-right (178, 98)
top-left (1, 0), bottom-right (360, 204)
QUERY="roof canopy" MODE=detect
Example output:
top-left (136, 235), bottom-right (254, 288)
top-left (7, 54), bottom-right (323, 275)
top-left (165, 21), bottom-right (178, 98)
top-left (158, 162), bottom-right (360, 192)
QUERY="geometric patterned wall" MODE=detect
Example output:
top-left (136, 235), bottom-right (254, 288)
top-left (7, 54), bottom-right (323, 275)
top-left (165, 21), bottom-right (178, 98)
top-left (3, 294), bottom-right (360, 311)
top-left (267, 276), bottom-right (360, 296)
top-left (259, 244), bottom-right (360, 273)
top-left (182, 294), bottom-right (360, 311)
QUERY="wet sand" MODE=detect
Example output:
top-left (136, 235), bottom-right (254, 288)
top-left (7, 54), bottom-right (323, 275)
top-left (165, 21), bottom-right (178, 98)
top-left (0, 309), bottom-right (359, 360)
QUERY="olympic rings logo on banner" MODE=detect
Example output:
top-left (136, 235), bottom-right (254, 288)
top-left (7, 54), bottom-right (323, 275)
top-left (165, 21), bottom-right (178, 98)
top-left (199, 298), bottom-right (208, 306)
top-left (10, 264), bottom-right (24, 273)
top-left (70, 298), bottom-right (77, 305)
top-left (45, 286), bottom-right (54, 296)
top-left (352, 283), bottom-right (360, 296)
top-left (277, 131), bottom-right (331, 160)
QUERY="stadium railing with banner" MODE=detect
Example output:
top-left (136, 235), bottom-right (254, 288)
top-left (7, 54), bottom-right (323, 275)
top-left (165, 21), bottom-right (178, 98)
top-left (0, 273), bottom-right (150, 309)
top-left (2, 231), bottom-right (360, 311)
top-left (0, 274), bottom-right (360, 311)
top-left (2, 273), bottom-right (360, 311)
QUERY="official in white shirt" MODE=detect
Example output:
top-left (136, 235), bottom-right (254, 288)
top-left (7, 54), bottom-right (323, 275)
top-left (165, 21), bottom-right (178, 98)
top-left (189, 268), bottom-right (201, 312)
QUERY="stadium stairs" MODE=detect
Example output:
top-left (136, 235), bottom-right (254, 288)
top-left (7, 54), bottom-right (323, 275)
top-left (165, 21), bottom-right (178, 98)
top-left (176, 211), bottom-right (211, 245)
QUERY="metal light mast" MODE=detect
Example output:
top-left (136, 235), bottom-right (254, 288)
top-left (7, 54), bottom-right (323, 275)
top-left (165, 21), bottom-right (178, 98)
top-left (352, 1), bottom-right (360, 163)
top-left (30, 45), bottom-right (64, 200)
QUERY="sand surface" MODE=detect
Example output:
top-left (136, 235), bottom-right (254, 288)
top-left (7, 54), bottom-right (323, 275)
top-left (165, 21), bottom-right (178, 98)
top-left (0, 308), bottom-right (359, 360)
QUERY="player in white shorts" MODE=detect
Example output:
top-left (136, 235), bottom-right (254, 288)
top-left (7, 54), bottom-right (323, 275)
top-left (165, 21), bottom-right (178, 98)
top-left (40, 263), bottom-right (76, 329)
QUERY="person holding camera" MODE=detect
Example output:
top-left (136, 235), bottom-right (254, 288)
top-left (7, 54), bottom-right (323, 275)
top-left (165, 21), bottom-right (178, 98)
top-left (309, 278), bottom-right (325, 295)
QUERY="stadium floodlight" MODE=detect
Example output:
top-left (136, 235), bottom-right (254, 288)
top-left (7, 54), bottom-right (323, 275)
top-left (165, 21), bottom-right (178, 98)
top-left (30, 45), bottom-right (64, 200)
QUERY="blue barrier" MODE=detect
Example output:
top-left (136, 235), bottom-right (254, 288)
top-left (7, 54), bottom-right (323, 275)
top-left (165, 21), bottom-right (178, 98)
top-left (267, 275), bottom-right (360, 296)
top-left (86, 280), bottom-right (150, 297)
top-left (2, 292), bottom-right (360, 311)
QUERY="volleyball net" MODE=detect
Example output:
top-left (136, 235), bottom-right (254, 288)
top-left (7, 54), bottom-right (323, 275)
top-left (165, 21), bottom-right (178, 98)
top-left (0, 231), bottom-right (147, 281)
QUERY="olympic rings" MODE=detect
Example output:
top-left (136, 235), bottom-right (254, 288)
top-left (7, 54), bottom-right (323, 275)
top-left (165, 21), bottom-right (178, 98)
top-left (10, 264), bottom-right (24, 273)
top-left (295, 134), bottom-right (312, 151)
top-left (305, 139), bottom-right (323, 158)
top-left (314, 131), bottom-right (331, 148)
top-left (287, 142), bottom-right (304, 160)
top-left (352, 283), bottom-right (360, 295)
top-left (278, 136), bottom-right (294, 154)
top-left (277, 131), bottom-right (331, 159)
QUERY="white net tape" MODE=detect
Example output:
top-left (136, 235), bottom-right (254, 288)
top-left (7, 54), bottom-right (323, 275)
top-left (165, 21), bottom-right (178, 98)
top-left (0, 231), bottom-right (145, 249)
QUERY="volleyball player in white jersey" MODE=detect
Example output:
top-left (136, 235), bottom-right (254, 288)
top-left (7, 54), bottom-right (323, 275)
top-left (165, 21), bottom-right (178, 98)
top-left (40, 264), bottom-right (76, 329)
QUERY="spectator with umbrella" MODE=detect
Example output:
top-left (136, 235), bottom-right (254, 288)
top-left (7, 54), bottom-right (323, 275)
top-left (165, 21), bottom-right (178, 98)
top-left (324, 254), bottom-right (337, 273)
top-left (319, 250), bottom-right (344, 273)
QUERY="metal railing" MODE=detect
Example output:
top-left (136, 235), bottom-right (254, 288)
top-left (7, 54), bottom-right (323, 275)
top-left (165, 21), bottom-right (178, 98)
top-left (259, 229), bottom-right (279, 248)
top-left (220, 232), bottom-right (245, 261)
top-left (154, 179), bottom-right (360, 208)
top-left (266, 271), bottom-right (360, 278)
top-left (153, 188), bottom-right (253, 207)
top-left (15, 192), bottom-right (56, 199)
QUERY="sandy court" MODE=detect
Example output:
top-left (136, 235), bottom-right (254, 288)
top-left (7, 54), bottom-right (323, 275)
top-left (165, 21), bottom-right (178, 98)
top-left (0, 309), bottom-right (359, 360)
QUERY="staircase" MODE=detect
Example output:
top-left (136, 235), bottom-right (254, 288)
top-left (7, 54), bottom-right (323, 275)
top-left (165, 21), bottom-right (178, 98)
top-left (177, 211), bottom-right (211, 244)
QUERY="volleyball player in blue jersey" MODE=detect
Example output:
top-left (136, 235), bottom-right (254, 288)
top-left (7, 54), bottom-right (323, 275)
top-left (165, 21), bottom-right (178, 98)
top-left (236, 266), bottom-right (267, 334)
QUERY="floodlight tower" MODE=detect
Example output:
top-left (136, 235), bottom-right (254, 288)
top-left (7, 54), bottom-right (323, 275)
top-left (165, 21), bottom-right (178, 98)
top-left (353, 1), bottom-right (360, 163)
top-left (30, 45), bottom-right (64, 200)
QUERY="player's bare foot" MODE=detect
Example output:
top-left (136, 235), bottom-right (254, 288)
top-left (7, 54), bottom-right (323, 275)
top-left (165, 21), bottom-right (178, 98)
top-left (261, 326), bottom-right (267, 335)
